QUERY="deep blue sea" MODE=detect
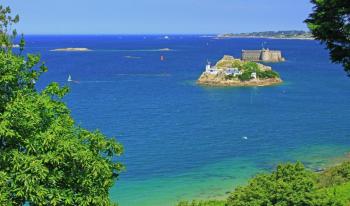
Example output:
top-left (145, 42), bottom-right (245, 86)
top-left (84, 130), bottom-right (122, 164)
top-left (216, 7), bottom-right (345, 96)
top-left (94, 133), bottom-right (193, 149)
top-left (25, 35), bottom-right (350, 206)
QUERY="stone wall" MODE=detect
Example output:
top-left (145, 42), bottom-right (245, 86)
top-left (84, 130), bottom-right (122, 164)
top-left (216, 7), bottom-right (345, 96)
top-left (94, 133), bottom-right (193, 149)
top-left (241, 50), bottom-right (261, 61)
top-left (242, 49), bottom-right (285, 62)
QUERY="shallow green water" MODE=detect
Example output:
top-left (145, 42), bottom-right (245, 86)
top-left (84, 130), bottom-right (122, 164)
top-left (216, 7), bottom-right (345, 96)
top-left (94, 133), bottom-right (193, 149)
top-left (111, 144), bottom-right (350, 206)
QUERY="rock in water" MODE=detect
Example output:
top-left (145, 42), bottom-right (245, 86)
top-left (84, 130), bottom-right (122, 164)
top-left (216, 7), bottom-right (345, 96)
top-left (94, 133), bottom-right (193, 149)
top-left (197, 55), bottom-right (283, 87)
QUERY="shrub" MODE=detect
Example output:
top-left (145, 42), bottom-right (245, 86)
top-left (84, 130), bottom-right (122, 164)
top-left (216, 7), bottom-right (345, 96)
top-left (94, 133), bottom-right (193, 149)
top-left (226, 162), bottom-right (340, 206)
top-left (238, 71), bottom-right (253, 81)
top-left (242, 62), bottom-right (259, 71)
top-left (231, 60), bottom-right (243, 68)
top-left (318, 161), bottom-right (350, 188)
top-left (258, 70), bottom-right (280, 79)
top-left (176, 200), bottom-right (226, 206)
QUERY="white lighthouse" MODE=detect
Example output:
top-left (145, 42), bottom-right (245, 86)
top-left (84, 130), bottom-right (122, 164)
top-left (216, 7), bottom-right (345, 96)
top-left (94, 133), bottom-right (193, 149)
top-left (205, 62), bottom-right (218, 75)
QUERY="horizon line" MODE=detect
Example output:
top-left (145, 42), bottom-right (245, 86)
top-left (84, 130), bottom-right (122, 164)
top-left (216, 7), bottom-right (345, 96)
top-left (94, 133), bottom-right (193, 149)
top-left (21, 33), bottom-right (218, 36)
top-left (20, 30), bottom-right (310, 36)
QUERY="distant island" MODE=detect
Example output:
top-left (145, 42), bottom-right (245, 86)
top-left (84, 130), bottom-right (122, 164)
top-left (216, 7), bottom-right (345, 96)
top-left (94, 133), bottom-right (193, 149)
top-left (158, 48), bottom-right (172, 51)
top-left (50, 48), bottom-right (92, 52)
top-left (197, 55), bottom-right (282, 87)
top-left (217, 30), bottom-right (314, 40)
top-left (124, 56), bottom-right (142, 59)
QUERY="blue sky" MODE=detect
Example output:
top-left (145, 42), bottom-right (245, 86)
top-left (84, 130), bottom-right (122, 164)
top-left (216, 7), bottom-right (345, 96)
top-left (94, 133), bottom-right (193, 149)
top-left (2, 0), bottom-right (313, 34)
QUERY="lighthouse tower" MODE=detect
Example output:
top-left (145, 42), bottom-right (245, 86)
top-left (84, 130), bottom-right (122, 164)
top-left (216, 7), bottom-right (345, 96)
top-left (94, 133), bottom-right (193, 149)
top-left (206, 63), bottom-right (211, 72)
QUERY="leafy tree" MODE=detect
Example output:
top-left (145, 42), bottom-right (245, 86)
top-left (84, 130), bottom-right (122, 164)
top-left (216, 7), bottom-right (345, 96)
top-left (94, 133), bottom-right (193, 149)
top-left (0, 171), bottom-right (11, 205)
top-left (226, 162), bottom-right (341, 206)
top-left (0, 6), bottom-right (123, 206)
top-left (0, 5), bottom-right (19, 49)
top-left (305, 0), bottom-right (350, 74)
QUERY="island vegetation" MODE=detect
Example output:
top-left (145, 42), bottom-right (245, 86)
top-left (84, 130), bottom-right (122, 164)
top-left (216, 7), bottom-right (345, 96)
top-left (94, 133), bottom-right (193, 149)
top-left (217, 30), bottom-right (313, 40)
top-left (197, 55), bottom-right (282, 87)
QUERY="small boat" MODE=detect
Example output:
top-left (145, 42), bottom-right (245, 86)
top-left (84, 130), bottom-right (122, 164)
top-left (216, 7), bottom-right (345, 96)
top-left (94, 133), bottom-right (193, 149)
top-left (68, 74), bottom-right (72, 82)
top-left (164, 36), bottom-right (169, 39)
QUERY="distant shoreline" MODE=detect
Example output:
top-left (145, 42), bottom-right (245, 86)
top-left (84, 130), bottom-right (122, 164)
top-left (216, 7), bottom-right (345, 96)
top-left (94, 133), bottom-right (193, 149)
top-left (215, 36), bottom-right (315, 40)
top-left (216, 30), bottom-right (315, 40)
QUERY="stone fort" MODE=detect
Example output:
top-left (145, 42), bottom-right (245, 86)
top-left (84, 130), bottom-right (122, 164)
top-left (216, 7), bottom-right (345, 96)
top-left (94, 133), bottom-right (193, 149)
top-left (241, 49), bottom-right (285, 62)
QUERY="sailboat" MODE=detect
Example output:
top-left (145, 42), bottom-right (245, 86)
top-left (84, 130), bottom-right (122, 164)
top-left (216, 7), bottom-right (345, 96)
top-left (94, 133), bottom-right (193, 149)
top-left (67, 74), bottom-right (72, 82)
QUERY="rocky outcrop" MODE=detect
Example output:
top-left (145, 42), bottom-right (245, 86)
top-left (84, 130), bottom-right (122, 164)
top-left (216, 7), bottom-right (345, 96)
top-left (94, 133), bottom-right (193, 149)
top-left (197, 55), bottom-right (283, 87)
top-left (197, 75), bottom-right (282, 87)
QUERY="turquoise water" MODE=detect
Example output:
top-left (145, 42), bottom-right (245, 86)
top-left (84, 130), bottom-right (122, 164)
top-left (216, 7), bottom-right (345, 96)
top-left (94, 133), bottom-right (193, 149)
top-left (26, 35), bottom-right (350, 206)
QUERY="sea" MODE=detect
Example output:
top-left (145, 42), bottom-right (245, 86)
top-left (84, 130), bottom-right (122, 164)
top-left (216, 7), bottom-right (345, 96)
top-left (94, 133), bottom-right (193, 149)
top-left (25, 35), bottom-right (350, 206)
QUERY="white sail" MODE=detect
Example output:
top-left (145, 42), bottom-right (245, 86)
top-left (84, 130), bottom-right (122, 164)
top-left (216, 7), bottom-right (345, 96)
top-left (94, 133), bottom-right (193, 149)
top-left (68, 75), bottom-right (72, 82)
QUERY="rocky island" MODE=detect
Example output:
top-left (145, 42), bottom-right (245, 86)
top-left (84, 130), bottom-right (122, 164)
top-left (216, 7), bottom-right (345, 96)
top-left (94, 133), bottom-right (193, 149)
top-left (50, 48), bottom-right (92, 52)
top-left (197, 55), bottom-right (282, 87)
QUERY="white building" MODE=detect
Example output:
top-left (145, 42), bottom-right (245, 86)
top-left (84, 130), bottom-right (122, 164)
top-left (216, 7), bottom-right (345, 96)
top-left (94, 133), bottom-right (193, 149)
top-left (225, 68), bottom-right (242, 76)
top-left (205, 64), bottom-right (219, 75)
top-left (251, 72), bottom-right (257, 79)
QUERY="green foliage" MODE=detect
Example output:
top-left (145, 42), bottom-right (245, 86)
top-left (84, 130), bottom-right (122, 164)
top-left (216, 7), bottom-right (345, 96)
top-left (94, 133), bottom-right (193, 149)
top-left (0, 51), bottom-right (44, 113)
top-left (231, 60), bottom-right (243, 68)
top-left (241, 62), bottom-right (259, 71)
top-left (237, 71), bottom-right (253, 81)
top-left (257, 70), bottom-right (280, 79)
top-left (0, 5), bottom-right (19, 49)
top-left (305, 0), bottom-right (350, 74)
top-left (176, 200), bottom-right (226, 206)
top-left (179, 161), bottom-right (350, 206)
top-left (238, 62), bottom-right (280, 81)
top-left (316, 161), bottom-right (350, 205)
top-left (0, 89), bottom-right (124, 205)
top-left (220, 59), bottom-right (281, 81)
top-left (226, 162), bottom-right (341, 206)
top-left (319, 182), bottom-right (350, 205)
top-left (317, 161), bottom-right (350, 188)
top-left (0, 6), bottom-right (123, 206)
top-left (0, 171), bottom-right (12, 205)
top-left (236, 62), bottom-right (257, 81)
